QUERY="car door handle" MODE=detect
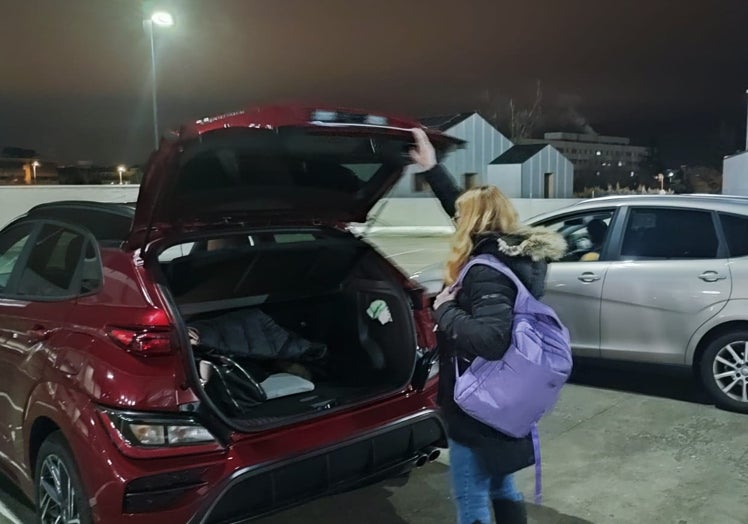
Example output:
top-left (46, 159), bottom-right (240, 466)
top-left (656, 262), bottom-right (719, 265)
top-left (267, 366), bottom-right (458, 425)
top-left (577, 272), bottom-right (601, 283)
top-left (698, 271), bottom-right (727, 282)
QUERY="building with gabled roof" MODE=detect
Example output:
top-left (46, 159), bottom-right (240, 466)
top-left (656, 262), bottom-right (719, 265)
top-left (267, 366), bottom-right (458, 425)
top-left (388, 111), bottom-right (574, 198)
top-left (487, 144), bottom-right (574, 198)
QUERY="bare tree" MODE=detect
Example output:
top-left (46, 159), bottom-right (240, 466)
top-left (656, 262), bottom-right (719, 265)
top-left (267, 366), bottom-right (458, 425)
top-left (683, 166), bottom-right (723, 194)
top-left (509, 80), bottom-right (543, 140)
top-left (480, 80), bottom-right (544, 140)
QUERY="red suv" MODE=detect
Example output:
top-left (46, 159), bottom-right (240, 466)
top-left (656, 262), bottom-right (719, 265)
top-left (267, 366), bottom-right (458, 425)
top-left (0, 105), bottom-right (462, 523)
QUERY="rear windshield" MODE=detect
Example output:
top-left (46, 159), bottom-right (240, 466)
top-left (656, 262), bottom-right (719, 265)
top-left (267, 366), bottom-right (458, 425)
top-left (175, 128), bottom-right (412, 204)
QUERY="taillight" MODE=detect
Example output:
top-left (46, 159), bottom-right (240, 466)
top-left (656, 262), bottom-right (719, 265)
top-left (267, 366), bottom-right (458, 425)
top-left (107, 326), bottom-right (175, 356)
top-left (102, 410), bottom-right (217, 447)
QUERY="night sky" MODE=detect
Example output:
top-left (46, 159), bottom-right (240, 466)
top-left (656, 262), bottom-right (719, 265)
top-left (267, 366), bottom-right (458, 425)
top-left (1, 0), bottom-right (747, 167)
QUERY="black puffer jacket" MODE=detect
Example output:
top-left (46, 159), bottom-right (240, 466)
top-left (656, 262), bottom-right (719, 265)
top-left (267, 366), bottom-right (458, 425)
top-left (425, 165), bottom-right (566, 474)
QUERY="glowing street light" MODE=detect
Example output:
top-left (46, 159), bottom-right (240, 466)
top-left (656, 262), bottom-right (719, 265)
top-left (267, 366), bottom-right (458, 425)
top-left (150, 11), bottom-right (174, 27)
top-left (117, 165), bottom-right (126, 185)
top-left (32, 161), bottom-right (40, 183)
top-left (144, 10), bottom-right (174, 150)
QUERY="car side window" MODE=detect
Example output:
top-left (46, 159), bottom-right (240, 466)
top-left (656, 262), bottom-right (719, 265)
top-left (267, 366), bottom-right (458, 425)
top-left (0, 223), bottom-right (35, 293)
top-left (621, 208), bottom-right (718, 259)
top-left (719, 213), bottom-right (748, 258)
top-left (16, 224), bottom-right (88, 298)
top-left (540, 210), bottom-right (614, 262)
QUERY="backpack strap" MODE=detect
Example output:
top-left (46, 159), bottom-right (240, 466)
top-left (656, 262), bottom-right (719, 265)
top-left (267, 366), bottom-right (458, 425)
top-left (531, 422), bottom-right (543, 504)
top-left (454, 254), bottom-right (532, 302)
top-left (455, 254), bottom-right (564, 328)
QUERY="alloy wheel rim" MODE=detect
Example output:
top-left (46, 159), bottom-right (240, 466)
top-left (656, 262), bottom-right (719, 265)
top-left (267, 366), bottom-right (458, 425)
top-left (38, 454), bottom-right (81, 524)
top-left (712, 341), bottom-right (748, 403)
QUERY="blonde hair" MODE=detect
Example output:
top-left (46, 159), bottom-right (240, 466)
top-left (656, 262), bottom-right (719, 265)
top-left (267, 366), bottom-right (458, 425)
top-left (445, 185), bottom-right (520, 284)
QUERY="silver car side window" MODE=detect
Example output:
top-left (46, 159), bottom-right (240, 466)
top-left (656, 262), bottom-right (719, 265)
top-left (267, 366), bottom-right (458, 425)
top-left (542, 211), bottom-right (614, 262)
top-left (622, 208), bottom-right (718, 259)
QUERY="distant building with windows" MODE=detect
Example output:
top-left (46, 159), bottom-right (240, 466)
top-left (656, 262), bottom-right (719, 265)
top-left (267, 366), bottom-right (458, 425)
top-left (0, 155), bottom-right (140, 186)
top-left (519, 132), bottom-right (652, 189)
top-left (388, 112), bottom-right (575, 198)
top-left (0, 155), bottom-right (58, 185)
top-left (57, 164), bottom-right (139, 185)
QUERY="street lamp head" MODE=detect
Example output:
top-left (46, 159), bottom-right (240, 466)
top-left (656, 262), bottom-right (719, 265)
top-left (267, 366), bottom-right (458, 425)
top-left (32, 161), bottom-right (41, 167)
top-left (117, 164), bottom-right (126, 173)
top-left (150, 11), bottom-right (174, 27)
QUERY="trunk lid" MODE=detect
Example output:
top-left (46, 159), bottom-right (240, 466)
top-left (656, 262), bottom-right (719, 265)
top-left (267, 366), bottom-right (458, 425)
top-left (127, 105), bottom-right (463, 250)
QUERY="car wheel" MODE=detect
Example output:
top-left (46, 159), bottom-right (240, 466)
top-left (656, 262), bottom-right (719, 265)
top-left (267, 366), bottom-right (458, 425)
top-left (35, 431), bottom-right (93, 524)
top-left (700, 331), bottom-right (748, 413)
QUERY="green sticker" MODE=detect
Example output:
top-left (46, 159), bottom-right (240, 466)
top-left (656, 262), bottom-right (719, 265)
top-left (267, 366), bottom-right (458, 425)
top-left (367, 299), bottom-right (393, 325)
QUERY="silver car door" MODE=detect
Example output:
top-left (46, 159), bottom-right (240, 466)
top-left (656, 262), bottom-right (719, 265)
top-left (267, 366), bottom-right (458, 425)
top-left (600, 206), bottom-right (730, 364)
top-left (534, 208), bottom-right (618, 358)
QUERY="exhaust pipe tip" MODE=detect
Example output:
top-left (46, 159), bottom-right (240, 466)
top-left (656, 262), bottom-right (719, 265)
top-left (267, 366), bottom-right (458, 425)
top-left (424, 446), bottom-right (441, 462)
top-left (414, 446), bottom-right (441, 467)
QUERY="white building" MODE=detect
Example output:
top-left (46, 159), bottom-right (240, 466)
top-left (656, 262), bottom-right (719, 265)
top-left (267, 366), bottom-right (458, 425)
top-left (487, 144), bottom-right (574, 198)
top-left (389, 112), bottom-right (575, 197)
top-left (722, 152), bottom-right (748, 195)
top-left (722, 94), bottom-right (748, 195)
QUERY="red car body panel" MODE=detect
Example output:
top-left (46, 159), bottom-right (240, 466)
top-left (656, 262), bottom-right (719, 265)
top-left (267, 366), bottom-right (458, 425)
top-left (0, 105), bottom-right (449, 523)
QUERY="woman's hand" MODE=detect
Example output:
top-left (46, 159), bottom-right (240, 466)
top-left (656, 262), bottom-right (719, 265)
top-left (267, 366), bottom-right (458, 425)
top-left (409, 128), bottom-right (437, 171)
top-left (433, 285), bottom-right (459, 311)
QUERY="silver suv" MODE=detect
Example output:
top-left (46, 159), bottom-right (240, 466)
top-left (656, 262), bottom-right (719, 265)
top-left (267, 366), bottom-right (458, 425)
top-left (412, 194), bottom-right (748, 413)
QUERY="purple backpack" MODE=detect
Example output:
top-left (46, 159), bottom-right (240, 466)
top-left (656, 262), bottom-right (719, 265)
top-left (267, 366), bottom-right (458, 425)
top-left (451, 254), bottom-right (573, 501)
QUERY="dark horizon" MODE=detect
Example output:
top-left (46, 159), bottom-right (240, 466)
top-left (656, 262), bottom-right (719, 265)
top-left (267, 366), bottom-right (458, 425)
top-left (1, 0), bottom-right (747, 168)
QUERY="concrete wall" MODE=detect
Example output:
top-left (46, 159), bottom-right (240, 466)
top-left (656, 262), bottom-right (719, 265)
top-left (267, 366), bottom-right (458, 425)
top-left (390, 113), bottom-right (512, 197)
top-left (361, 197), bottom-right (582, 236)
top-left (723, 152), bottom-right (748, 195)
top-left (0, 185), bottom-right (581, 235)
top-left (521, 145), bottom-right (574, 198)
top-left (0, 185), bottom-right (139, 227)
top-left (487, 164), bottom-right (522, 197)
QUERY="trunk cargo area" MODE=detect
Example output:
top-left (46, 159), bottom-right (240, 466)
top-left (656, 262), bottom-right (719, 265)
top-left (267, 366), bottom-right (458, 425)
top-left (155, 229), bottom-right (418, 426)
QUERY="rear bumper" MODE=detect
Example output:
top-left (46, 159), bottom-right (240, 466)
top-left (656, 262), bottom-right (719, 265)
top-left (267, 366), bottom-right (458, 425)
top-left (190, 410), bottom-right (445, 524)
top-left (69, 387), bottom-right (444, 524)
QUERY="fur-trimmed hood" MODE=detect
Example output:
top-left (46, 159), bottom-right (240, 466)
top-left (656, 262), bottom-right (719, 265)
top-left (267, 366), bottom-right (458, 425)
top-left (470, 227), bottom-right (567, 298)
top-left (494, 226), bottom-right (567, 262)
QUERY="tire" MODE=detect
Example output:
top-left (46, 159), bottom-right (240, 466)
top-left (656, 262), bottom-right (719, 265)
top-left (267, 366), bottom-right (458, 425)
top-left (35, 431), bottom-right (93, 524)
top-left (699, 331), bottom-right (748, 414)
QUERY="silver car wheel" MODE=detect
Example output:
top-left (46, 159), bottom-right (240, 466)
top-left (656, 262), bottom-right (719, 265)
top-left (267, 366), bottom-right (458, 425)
top-left (38, 454), bottom-right (81, 524)
top-left (712, 341), bottom-right (748, 403)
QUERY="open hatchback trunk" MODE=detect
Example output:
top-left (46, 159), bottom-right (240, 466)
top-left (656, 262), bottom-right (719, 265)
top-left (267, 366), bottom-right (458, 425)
top-left (155, 229), bottom-right (426, 427)
top-left (137, 106), bottom-right (461, 428)
top-left (127, 106), bottom-right (463, 248)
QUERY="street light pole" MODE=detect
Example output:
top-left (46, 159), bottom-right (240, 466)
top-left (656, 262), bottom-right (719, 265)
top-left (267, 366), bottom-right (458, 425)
top-left (117, 165), bottom-right (126, 185)
top-left (147, 20), bottom-right (159, 150)
top-left (144, 11), bottom-right (174, 151)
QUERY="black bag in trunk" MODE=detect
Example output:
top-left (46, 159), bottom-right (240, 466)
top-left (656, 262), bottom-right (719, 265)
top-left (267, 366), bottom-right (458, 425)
top-left (198, 350), bottom-right (268, 415)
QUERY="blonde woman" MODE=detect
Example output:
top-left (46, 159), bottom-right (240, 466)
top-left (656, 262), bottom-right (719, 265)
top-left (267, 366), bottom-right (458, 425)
top-left (410, 129), bottom-right (565, 524)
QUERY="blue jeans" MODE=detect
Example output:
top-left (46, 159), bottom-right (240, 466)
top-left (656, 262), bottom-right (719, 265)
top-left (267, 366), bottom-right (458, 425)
top-left (448, 438), bottom-right (523, 524)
